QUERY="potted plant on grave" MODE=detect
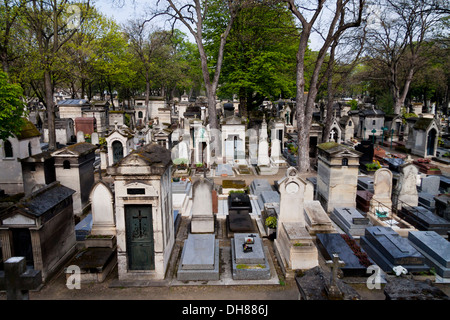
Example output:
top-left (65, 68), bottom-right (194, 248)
top-left (364, 160), bottom-right (381, 174)
top-left (265, 216), bottom-right (277, 239)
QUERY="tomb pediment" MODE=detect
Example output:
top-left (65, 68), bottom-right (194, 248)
top-left (1, 211), bottom-right (36, 226)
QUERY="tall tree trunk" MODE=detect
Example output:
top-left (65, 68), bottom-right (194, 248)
top-left (295, 28), bottom-right (311, 173)
top-left (394, 67), bottom-right (414, 115)
top-left (44, 70), bottom-right (56, 150)
top-left (145, 70), bottom-right (150, 122)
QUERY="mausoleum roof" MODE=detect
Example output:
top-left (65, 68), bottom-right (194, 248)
top-left (52, 142), bottom-right (97, 157)
top-left (111, 143), bottom-right (172, 172)
top-left (413, 117), bottom-right (435, 131)
top-left (6, 182), bottom-right (75, 218)
top-left (16, 118), bottom-right (41, 140)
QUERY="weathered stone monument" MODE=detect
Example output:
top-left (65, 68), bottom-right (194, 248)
top-left (274, 167), bottom-right (318, 276)
top-left (392, 162), bottom-right (419, 210)
top-left (330, 207), bottom-right (371, 238)
top-left (303, 200), bottom-right (335, 235)
top-left (107, 143), bottom-right (174, 281)
top-left (257, 121), bottom-right (270, 167)
top-left (190, 178), bottom-right (215, 234)
top-left (0, 182), bottom-right (76, 282)
top-left (0, 257), bottom-right (42, 300)
top-left (89, 181), bottom-right (116, 236)
top-left (316, 142), bottom-right (362, 213)
top-left (369, 168), bottom-right (393, 216)
top-left (52, 142), bottom-right (97, 216)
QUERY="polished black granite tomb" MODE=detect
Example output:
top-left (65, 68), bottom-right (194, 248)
top-left (227, 193), bottom-right (256, 233)
top-left (399, 206), bottom-right (450, 236)
top-left (360, 226), bottom-right (429, 273)
top-left (316, 233), bottom-right (374, 277)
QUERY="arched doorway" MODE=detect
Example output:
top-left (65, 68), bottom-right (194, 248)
top-left (112, 140), bottom-right (124, 164)
top-left (427, 128), bottom-right (437, 156)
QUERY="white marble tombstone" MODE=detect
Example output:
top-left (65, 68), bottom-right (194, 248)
top-left (89, 181), bottom-right (116, 236)
top-left (274, 167), bottom-right (318, 272)
top-left (190, 178), bottom-right (214, 233)
top-left (91, 132), bottom-right (99, 145)
top-left (247, 128), bottom-right (259, 165)
top-left (77, 130), bottom-right (85, 143)
top-left (370, 168), bottom-right (393, 214)
top-left (258, 139), bottom-right (270, 166)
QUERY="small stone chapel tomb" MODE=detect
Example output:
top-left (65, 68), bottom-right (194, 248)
top-left (107, 143), bottom-right (174, 281)
top-left (316, 142), bottom-right (362, 213)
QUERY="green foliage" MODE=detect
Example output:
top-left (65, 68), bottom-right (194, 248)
top-left (0, 71), bottom-right (26, 141)
top-left (376, 91), bottom-right (394, 115)
top-left (349, 99), bottom-right (358, 110)
top-left (365, 162), bottom-right (381, 171)
top-left (265, 216), bottom-right (277, 229)
top-left (204, 2), bottom-right (300, 110)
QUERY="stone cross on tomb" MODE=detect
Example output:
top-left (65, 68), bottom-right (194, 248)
top-left (133, 210), bottom-right (147, 238)
top-left (0, 257), bottom-right (42, 300)
top-left (329, 130), bottom-right (335, 141)
top-left (325, 253), bottom-right (345, 299)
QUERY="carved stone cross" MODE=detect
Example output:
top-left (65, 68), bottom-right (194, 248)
top-left (0, 257), bottom-right (42, 300)
top-left (325, 253), bottom-right (345, 299)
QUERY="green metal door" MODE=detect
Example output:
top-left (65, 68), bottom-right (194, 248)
top-left (125, 205), bottom-right (154, 270)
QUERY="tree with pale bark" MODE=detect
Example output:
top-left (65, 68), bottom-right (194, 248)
top-left (364, 0), bottom-right (449, 115)
top-left (283, 0), bottom-right (365, 173)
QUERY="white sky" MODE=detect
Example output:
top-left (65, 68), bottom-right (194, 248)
top-left (93, 0), bottom-right (324, 49)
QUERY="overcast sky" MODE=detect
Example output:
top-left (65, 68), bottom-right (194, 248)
top-left (93, 0), bottom-right (324, 50)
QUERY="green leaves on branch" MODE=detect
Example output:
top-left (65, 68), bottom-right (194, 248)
top-left (0, 71), bottom-right (26, 141)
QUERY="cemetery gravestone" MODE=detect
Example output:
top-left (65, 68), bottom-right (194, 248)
top-left (360, 226), bottom-right (429, 273)
top-left (384, 277), bottom-right (449, 300)
top-left (325, 254), bottom-right (345, 299)
top-left (177, 233), bottom-right (220, 281)
top-left (89, 181), bottom-right (116, 236)
top-left (0, 257), bottom-right (42, 300)
top-left (408, 231), bottom-right (450, 281)
top-left (419, 175), bottom-right (441, 212)
top-left (303, 201), bottom-right (335, 235)
top-left (274, 167), bottom-right (318, 273)
top-left (357, 176), bottom-right (374, 193)
top-left (435, 194), bottom-right (450, 221)
top-left (77, 130), bottom-right (85, 143)
top-left (393, 163), bottom-right (419, 210)
top-left (190, 178), bottom-right (215, 234)
top-left (420, 175), bottom-right (440, 194)
top-left (370, 168), bottom-right (393, 212)
top-left (227, 193), bottom-right (256, 234)
top-left (91, 132), bottom-right (99, 145)
top-left (356, 190), bottom-right (373, 213)
top-left (330, 207), bottom-right (371, 237)
top-left (316, 233), bottom-right (373, 277)
top-left (399, 205), bottom-right (450, 236)
top-left (231, 233), bottom-right (271, 280)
